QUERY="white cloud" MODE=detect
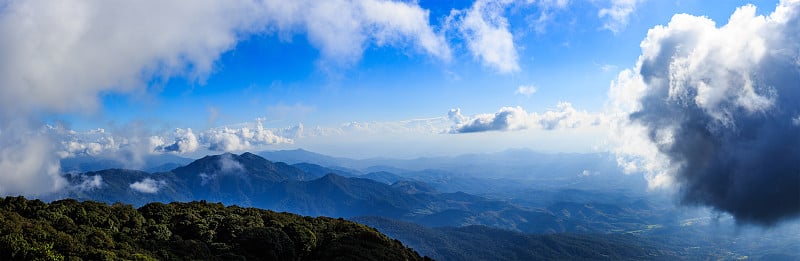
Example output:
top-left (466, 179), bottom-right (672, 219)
top-left (598, 0), bottom-right (642, 33)
top-left (74, 175), bottom-right (103, 191)
top-left (129, 178), bottom-right (166, 194)
top-left (51, 120), bottom-right (295, 157)
top-left (449, 102), bottom-right (604, 133)
top-left (526, 0), bottom-right (571, 34)
top-left (515, 85), bottom-right (537, 97)
top-left (0, 122), bottom-right (66, 196)
top-left (607, 0), bottom-right (800, 224)
top-left (263, 0), bottom-right (451, 64)
top-left (219, 153), bottom-right (245, 173)
top-left (156, 128), bottom-right (200, 154)
top-left (202, 120), bottom-right (293, 152)
top-left (450, 0), bottom-right (520, 73)
top-left (339, 117), bottom-right (450, 134)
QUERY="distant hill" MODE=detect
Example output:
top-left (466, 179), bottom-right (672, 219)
top-left (64, 152), bottom-right (564, 233)
top-left (352, 216), bottom-right (665, 261)
top-left (258, 148), bottom-right (648, 194)
top-left (60, 153), bottom-right (194, 173)
top-left (352, 216), bottom-right (800, 261)
top-left (0, 196), bottom-right (428, 261)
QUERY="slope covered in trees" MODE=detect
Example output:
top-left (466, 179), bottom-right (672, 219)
top-left (0, 196), bottom-right (428, 261)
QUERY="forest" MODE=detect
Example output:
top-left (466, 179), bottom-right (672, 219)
top-left (0, 196), bottom-right (428, 261)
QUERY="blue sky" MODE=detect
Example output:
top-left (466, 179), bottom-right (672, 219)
top-left (0, 0), bottom-right (785, 159)
top-left (150, 0), bottom-right (768, 125)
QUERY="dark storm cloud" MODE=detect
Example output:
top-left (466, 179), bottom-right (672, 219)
top-left (611, 1), bottom-right (800, 225)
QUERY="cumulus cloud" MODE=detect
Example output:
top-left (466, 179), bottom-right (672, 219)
top-left (156, 128), bottom-right (200, 154)
top-left (449, 102), bottom-right (604, 133)
top-left (609, 0), bottom-right (800, 225)
top-left (598, 0), bottom-right (642, 33)
top-left (129, 178), bottom-right (166, 194)
top-left (202, 121), bottom-right (293, 152)
top-left (450, 106), bottom-right (533, 133)
top-left (516, 85), bottom-right (537, 97)
top-left (449, 0), bottom-right (520, 73)
top-left (263, 0), bottom-right (451, 64)
top-left (53, 120), bottom-right (295, 157)
top-left (50, 124), bottom-right (168, 171)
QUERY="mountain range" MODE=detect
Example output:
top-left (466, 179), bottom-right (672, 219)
top-left (66, 152), bottom-right (569, 233)
top-left (57, 150), bottom-right (800, 260)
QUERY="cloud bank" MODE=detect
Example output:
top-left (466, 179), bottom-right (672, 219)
top-left (449, 102), bottom-right (604, 133)
top-left (609, 0), bottom-right (800, 225)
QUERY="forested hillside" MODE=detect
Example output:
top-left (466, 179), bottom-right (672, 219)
top-left (0, 196), bottom-right (428, 261)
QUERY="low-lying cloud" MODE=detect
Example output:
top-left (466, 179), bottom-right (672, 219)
top-left (449, 102), bottom-right (604, 133)
top-left (609, 0), bottom-right (800, 225)
top-left (203, 122), bottom-right (293, 152)
top-left (74, 175), bottom-right (103, 192)
top-left (129, 178), bottom-right (167, 194)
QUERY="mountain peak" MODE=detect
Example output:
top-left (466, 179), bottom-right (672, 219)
top-left (239, 151), bottom-right (259, 158)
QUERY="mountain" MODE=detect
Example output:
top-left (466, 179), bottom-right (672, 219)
top-left (0, 196), bottom-right (428, 261)
top-left (65, 169), bottom-right (191, 206)
top-left (353, 216), bottom-right (800, 261)
top-left (259, 148), bottom-right (623, 179)
top-left (290, 162), bottom-right (359, 177)
top-left (64, 152), bottom-right (567, 233)
top-left (360, 171), bottom-right (405, 184)
top-left (57, 151), bottom-right (800, 260)
top-left (60, 153), bottom-right (194, 173)
top-left (258, 149), bottom-right (647, 195)
top-left (352, 216), bottom-right (668, 261)
top-left (259, 148), bottom-right (359, 167)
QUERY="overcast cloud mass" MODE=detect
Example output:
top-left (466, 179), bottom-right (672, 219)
top-left (610, 0), bottom-right (800, 225)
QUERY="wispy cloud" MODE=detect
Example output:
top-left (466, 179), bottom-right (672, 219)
top-left (598, 0), bottom-right (642, 33)
top-left (515, 85), bottom-right (537, 97)
top-left (129, 178), bottom-right (166, 194)
top-left (449, 0), bottom-right (520, 73)
top-left (73, 175), bottom-right (103, 191)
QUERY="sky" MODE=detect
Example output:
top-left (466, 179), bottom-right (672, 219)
top-left (2, 0), bottom-right (777, 159)
top-left (1, 0), bottom-right (799, 224)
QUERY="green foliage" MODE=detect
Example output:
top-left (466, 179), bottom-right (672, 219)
top-left (0, 196), bottom-right (426, 261)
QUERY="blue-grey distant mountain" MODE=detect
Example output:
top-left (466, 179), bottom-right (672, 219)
top-left (351, 216), bottom-right (668, 261)
top-left (259, 148), bottom-right (637, 188)
top-left (290, 162), bottom-right (359, 177)
top-left (64, 152), bottom-right (565, 233)
top-left (60, 153), bottom-right (193, 173)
